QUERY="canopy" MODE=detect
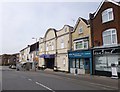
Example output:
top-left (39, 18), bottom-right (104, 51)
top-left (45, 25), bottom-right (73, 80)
top-left (40, 54), bottom-right (55, 58)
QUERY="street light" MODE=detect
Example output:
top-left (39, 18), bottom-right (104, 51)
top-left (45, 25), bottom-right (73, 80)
top-left (32, 37), bottom-right (38, 71)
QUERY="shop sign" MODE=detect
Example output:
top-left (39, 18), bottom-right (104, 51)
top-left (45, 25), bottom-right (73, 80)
top-left (68, 51), bottom-right (91, 58)
top-left (94, 49), bottom-right (113, 55)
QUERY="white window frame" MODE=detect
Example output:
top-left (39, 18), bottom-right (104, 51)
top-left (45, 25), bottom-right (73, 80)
top-left (46, 44), bottom-right (48, 51)
top-left (74, 39), bottom-right (89, 50)
top-left (79, 27), bottom-right (83, 34)
top-left (102, 28), bottom-right (117, 46)
top-left (102, 8), bottom-right (114, 23)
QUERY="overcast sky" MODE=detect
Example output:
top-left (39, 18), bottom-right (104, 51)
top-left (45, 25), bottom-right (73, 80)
top-left (0, 0), bottom-right (104, 54)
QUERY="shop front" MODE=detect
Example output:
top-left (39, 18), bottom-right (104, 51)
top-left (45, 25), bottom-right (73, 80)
top-left (68, 50), bottom-right (92, 75)
top-left (93, 46), bottom-right (120, 77)
top-left (40, 54), bottom-right (55, 69)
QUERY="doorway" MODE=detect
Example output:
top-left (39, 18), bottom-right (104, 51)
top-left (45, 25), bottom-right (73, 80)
top-left (45, 58), bottom-right (54, 69)
top-left (84, 58), bottom-right (90, 74)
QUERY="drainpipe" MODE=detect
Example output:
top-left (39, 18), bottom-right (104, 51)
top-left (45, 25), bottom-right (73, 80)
top-left (89, 13), bottom-right (95, 75)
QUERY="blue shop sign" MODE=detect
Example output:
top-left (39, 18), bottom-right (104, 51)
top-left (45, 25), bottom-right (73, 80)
top-left (68, 50), bottom-right (92, 58)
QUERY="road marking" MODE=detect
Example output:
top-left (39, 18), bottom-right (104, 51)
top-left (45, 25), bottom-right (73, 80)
top-left (28, 79), bottom-right (32, 81)
top-left (35, 82), bottom-right (55, 92)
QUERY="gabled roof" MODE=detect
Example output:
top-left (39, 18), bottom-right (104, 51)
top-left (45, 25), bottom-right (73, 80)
top-left (73, 17), bottom-right (89, 32)
top-left (94, 0), bottom-right (120, 17)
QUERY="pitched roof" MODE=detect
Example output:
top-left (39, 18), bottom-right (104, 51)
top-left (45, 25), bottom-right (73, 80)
top-left (81, 17), bottom-right (89, 25)
top-left (72, 17), bottom-right (89, 32)
top-left (94, 0), bottom-right (120, 17)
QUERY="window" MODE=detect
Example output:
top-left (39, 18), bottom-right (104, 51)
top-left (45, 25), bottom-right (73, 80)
top-left (76, 41), bottom-right (83, 49)
top-left (102, 28), bottom-right (117, 46)
top-left (63, 58), bottom-right (66, 67)
top-left (61, 37), bottom-right (64, 48)
top-left (84, 41), bottom-right (88, 49)
top-left (76, 59), bottom-right (80, 68)
top-left (102, 8), bottom-right (114, 23)
top-left (80, 59), bottom-right (84, 69)
top-left (46, 44), bottom-right (48, 51)
top-left (52, 42), bottom-right (54, 50)
top-left (72, 59), bottom-right (76, 68)
top-left (79, 27), bottom-right (83, 34)
top-left (74, 39), bottom-right (88, 50)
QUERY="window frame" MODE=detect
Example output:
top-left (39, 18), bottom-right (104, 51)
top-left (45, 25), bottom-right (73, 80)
top-left (46, 44), bottom-right (48, 51)
top-left (102, 8), bottom-right (114, 23)
top-left (102, 28), bottom-right (117, 46)
top-left (79, 27), bottom-right (83, 34)
top-left (61, 37), bottom-right (64, 49)
top-left (74, 39), bottom-right (89, 50)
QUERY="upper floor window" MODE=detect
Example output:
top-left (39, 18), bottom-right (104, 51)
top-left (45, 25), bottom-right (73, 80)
top-left (46, 44), bottom-right (48, 51)
top-left (61, 37), bottom-right (64, 49)
top-left (52, 42), bottom-right (54, 50)
top-left (102, 28), bottom-right (117, 46)
top-left (74, 39), bottom-right (88, 50)
top-left (79, 27), bottom-right (83, 34)
top-left (40, 46), bottom-right (42, 52)
top-left (102, 8), bottom-right (114, 23)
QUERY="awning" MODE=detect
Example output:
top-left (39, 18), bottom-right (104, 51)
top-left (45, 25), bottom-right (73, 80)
top-left (40, 54), bottom-right (55, 58)
top-left (45, 54), bottom-right (55, 58)
top-left (40, 54), bottom-right (46, 58)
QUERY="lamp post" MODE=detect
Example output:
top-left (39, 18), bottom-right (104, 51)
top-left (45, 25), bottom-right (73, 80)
top-left (32, 37), bottom-right (38, 71)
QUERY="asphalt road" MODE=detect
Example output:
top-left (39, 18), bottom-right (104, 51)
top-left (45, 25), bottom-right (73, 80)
top-left (1, 66), bottom-right (119, 91)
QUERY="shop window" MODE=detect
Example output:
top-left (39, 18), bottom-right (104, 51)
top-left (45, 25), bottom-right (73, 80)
top-left (102, 8), bottom-right (114, 23)
top-left (80, 59), bottom-right (84, 69)
top-left (95, 55), bottom-right (119, 72)
top-left (102, 28), bottom-right (117, 46)
top-left (72, 59), bottom-right (76, 68)
top-left (76, 59), bottom-right (80, 68)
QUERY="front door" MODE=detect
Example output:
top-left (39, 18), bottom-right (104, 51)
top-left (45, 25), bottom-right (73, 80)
top-left (84, 58), bottom-right (90, 74)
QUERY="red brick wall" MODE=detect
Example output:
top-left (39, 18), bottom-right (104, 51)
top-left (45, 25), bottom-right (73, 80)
top-left (92, 2), bottom-right (120, 47)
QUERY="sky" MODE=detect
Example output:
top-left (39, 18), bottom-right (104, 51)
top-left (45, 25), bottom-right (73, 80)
top-left (0, 0), bottom-right (107, 54)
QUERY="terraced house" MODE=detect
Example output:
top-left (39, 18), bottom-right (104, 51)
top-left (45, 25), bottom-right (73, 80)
top-left (68, 17), bottom-right (92, 75)
top-left (90, 0), bottom-right (120, 77)
top-left (19, 45), bottom-right (30, 63)
top-left (39, 25), bottom-right (73, 72)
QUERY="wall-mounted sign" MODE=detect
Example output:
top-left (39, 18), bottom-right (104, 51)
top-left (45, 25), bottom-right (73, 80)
top-left (68, 50), bottom-right (92, 58)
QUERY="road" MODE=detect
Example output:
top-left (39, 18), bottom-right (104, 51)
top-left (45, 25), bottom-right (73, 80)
top-left (1, 66), bottom-right (119, 91)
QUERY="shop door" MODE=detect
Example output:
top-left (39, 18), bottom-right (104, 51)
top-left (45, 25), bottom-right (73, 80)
top-left (45, 58), bottom-right (54, 69)
top-left (84, 58), bottom-right (90, 74)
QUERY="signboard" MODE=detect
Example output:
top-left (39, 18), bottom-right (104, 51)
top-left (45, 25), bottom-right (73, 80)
top-left (68, 50), bottom-right (92, 58)
top-left (111, 64), bottom-right (118, 79)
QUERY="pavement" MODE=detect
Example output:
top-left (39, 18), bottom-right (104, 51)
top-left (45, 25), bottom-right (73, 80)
top-left (1, 66), bottom-right (120, 91)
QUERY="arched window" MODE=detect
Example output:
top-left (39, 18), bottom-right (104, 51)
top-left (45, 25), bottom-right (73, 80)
top-left (51, 42), bottom-right (54, 50)
top-left (102, 8), bottom-right (114, 23)
top-left (102, 28), bottom-right (117, 46)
